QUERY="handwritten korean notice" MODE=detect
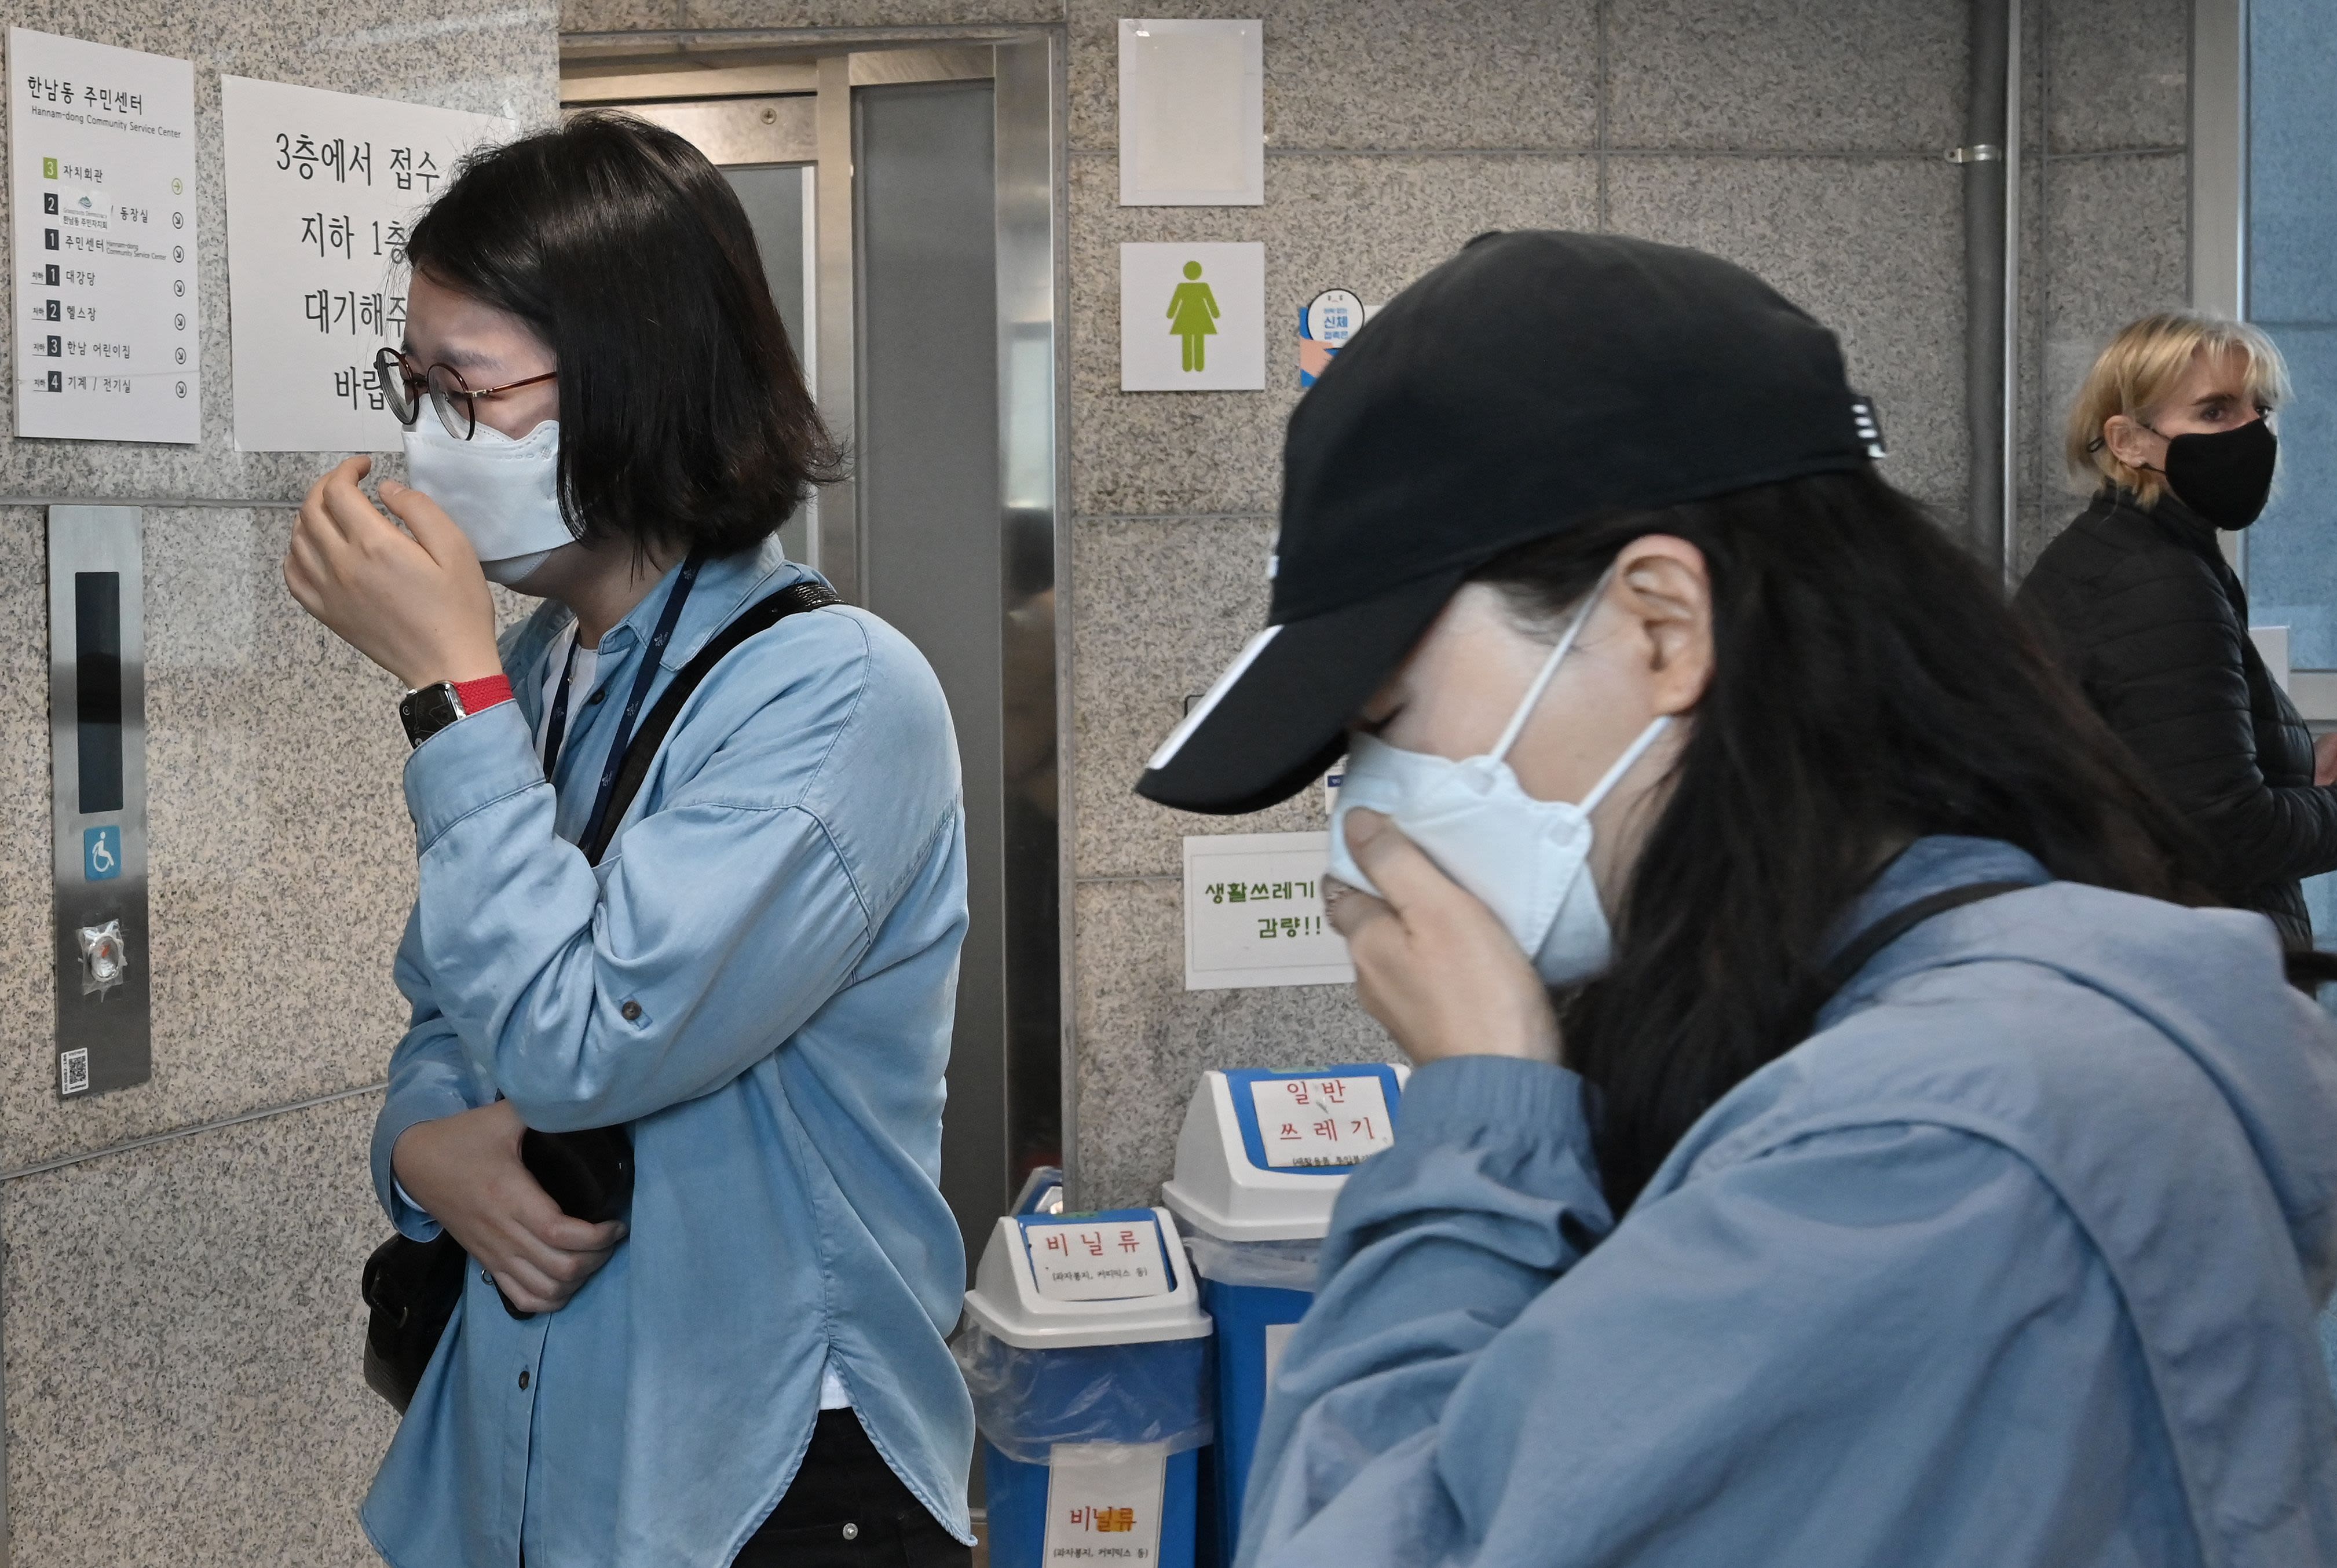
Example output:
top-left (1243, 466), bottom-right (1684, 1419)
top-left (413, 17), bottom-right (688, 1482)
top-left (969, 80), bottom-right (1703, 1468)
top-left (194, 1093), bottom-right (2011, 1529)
top-left (1042, 1442), bottom-right (1169, 1564)
top-left (1025, 1218), bottom-right (1172, 1303)
top-left (220, 76), bottom-right (509, 451)
top-left (1183, 831), bottom-right (1354, 990)
top-left (9, 27), bottom-right (199, 443)
top-left (1247, 1073), bottom-right (1395, 1169)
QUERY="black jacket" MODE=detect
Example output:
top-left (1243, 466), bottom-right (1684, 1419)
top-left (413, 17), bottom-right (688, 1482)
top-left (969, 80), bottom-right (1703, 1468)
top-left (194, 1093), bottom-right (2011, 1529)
top-left (2017, 488), bottom-right (2337, 945)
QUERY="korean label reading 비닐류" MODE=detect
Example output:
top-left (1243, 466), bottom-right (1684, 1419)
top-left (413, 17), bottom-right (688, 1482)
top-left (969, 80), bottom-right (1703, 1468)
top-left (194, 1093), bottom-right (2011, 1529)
top-left (1025, 1219), bottom-right (1172, 1303)
top-left (1249, 1074), bottom-right (1395, 1169)
top-left (1042, 1442), bottom-right (1170, 1563)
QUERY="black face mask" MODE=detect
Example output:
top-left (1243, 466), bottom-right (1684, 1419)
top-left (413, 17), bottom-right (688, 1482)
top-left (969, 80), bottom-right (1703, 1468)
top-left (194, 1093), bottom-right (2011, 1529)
top-left (2153, 417), bottom-right (2279, 529)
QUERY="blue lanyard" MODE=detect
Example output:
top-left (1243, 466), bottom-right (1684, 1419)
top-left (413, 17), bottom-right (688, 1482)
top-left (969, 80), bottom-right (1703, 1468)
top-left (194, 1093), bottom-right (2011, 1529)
top-left (540, 636), bottom-right (583, 780)
top-left (579, 551), bottom-right (705, 852)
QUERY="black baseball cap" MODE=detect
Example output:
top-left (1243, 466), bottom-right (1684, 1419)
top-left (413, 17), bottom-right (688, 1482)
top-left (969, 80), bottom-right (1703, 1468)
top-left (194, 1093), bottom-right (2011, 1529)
top-left (1136, 229), bottom-right (1886, 815)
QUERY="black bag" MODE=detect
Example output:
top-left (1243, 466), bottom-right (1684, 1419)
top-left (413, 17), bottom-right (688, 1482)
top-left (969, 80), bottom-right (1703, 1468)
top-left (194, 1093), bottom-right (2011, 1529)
top-left (361, 580), bottom-right (840, 1413)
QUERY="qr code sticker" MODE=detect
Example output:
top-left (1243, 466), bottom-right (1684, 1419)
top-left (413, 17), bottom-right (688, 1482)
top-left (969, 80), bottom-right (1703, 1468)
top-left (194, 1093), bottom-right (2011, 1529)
top-left (59, 1048), bottom-right (90, 1096)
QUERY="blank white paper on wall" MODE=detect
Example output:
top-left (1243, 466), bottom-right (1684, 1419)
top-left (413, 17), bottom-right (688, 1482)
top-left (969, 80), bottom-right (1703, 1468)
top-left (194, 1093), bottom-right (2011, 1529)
top-left (1119, 19), bottom-right (1264, 206)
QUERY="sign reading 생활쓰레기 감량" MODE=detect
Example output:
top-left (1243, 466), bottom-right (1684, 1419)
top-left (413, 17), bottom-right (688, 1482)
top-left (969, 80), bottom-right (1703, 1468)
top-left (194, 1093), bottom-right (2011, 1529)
top-left (221, 76), bottom-right (510, 452)
top-left (9, 28), bottom-right (200, 443)
top-left (1184, 831), bottom-right (1354, 990)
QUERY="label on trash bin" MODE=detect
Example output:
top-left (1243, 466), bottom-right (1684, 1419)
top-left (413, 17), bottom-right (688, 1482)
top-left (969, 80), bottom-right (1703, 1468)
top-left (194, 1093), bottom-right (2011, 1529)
top-left (1024, 1217), bottom-right (1173, 1302)
top-left (1044, 1442), bottom-right (1169, 1562)
top-left (1248, 1074), bottom-right (1396, 1168)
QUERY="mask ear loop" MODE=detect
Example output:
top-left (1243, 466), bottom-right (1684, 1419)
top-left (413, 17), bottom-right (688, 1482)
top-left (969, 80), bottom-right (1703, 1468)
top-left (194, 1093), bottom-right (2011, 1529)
top-left (1490, 564), bottom-right (1617, 762)
top-left (1578, 714), bottom-right (1673, 815)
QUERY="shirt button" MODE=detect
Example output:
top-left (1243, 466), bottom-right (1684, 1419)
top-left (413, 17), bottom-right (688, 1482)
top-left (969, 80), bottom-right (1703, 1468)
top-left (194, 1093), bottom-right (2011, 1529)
top-left (840, 1523), bottom-right (859, 1541)
top-left (518, 1370), bottom-right (531, 1390)
top-left (481, 1268), bottom-right (493, 1285)
top-left (587, 689), bottom-right (606, 705)
top-left (621, 1000), bottom-right (643, 1022)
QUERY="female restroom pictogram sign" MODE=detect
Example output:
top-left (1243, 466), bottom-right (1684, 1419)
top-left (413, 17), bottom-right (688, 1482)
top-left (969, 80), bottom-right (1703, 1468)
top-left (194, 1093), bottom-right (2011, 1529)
top-left (1168, 261), bottom-right (1220, 371)
top-left (1121, 242), bottom-right (1264, 391)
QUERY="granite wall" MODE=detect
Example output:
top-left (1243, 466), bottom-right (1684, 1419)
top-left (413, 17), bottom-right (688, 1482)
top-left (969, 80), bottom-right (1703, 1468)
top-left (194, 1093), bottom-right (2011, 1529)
top-left (0, 5), bottom-right (557, 1563)
top-left (2018, 0), bottom-right (2193, 573)
top-left (1060, 0), bottom-right (1981, 1210)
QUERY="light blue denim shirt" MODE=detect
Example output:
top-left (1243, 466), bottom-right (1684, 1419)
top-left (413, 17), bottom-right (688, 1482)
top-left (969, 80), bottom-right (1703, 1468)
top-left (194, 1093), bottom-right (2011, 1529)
top-left (361, 539), bottom-right (975, 1568)
top-left (1242, 837), bottom-right (2337, 1566)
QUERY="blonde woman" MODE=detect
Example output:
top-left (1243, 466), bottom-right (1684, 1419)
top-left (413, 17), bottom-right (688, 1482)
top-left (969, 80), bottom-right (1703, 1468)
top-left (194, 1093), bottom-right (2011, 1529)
top-left (2018, 313), bottom-right (2336, 946)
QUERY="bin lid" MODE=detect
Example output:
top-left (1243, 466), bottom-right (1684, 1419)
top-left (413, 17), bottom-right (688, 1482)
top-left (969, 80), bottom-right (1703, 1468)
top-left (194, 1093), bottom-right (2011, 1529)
top-left (1160, 1065), bottom-right (1410, 1244)
top-left (963, 1207), bottom-right (1213, 1350)
top-left (1011, 1165), bottom-right (1065, 1217)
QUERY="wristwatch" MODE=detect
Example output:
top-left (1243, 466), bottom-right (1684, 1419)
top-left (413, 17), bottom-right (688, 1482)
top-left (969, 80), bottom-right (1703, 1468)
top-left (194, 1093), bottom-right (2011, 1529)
top-left (400, 675), bottom-right (514, 750)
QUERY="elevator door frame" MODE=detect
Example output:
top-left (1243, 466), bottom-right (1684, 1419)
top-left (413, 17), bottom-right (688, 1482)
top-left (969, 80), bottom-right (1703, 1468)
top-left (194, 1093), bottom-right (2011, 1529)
top-left (579, 31), bottom-right (1069, 1244)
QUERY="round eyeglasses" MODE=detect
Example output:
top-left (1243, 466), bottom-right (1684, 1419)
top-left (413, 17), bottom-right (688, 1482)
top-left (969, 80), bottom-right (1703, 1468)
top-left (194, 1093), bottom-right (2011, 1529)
top-left (373, 345), bottom-right (557, 441)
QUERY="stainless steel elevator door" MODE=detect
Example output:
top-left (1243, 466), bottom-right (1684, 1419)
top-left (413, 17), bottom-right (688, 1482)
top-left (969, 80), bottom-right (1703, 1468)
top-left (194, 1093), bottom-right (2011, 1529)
top-left (854, 78), bottom-right (1011, 1275)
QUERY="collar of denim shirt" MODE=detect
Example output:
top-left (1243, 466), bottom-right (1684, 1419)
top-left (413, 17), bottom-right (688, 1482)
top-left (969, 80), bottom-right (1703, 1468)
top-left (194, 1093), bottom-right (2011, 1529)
top-left (504, 535), bottom-right (813, 721)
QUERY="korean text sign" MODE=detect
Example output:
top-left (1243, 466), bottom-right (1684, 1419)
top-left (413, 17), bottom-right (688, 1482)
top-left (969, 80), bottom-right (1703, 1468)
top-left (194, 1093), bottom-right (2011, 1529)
top-left (220, 76), bottom-right (509, 452)
top-left (9, 27), bottom-right (199, 443)
top-left (1183, 831), bottom-right (1354, 989)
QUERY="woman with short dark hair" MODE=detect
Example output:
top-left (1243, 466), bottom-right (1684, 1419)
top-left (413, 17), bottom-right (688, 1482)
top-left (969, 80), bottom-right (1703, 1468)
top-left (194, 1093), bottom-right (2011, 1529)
top-left (284, 113), bottom-right (975, 1567)
top-left (1139, 232), bottom-right (2337, 1566)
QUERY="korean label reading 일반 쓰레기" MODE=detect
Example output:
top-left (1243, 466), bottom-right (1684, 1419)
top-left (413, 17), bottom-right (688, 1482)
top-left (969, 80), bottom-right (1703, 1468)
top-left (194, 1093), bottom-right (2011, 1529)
top-left (1248, 1074), bottom-right (1395, 1169)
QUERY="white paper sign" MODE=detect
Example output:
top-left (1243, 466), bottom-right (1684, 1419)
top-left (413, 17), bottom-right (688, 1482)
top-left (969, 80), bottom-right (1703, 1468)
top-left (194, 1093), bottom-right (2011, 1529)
top-left (9, 28), bottom-right (199, 443)
top-left (1043, 1442), bottom-right (1169, 1563)
top-left (1118, 19), bottom-right (1264, 206)
top-left (1122, 241), bottom-right (1264, 392)
top-left (1184, 831), bottom-right (1353, 990)
top-left (1248, 1074), bottom-right (1394, 1168)
top-left (1025, 1218), bottom-right (1173, 1302)
top-left (221, 76), bottom-right (509, 451)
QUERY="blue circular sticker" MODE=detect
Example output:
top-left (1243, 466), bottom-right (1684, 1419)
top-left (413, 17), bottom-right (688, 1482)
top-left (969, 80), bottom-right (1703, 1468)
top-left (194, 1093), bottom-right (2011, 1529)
top-left (1300, 288), bottom-right (1365, 343)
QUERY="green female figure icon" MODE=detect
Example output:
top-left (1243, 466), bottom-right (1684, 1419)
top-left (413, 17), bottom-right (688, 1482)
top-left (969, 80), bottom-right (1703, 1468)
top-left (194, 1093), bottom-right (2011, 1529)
top-left (1166, 260), bottom-right (1220, 372)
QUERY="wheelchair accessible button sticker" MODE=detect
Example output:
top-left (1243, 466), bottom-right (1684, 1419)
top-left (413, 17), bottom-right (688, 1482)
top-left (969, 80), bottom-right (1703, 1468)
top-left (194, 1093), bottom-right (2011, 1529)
top-left (84, 825), bottom-right (122, 882)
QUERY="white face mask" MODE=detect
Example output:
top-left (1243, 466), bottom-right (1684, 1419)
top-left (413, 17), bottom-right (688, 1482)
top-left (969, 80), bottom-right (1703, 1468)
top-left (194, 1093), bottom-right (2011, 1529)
top-left (401, 415), bottom-right (576, 586)
top-left (1326, 583), bottom-right (1672, 988)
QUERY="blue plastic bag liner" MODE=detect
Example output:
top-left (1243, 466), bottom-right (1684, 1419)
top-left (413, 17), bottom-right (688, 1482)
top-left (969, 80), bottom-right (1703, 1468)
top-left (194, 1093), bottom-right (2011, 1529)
top-left (953, 1324), bottom-right (1213, 1466)
top-left (1161, 1065), bottom-right (1410, 1244)
top-left (954, 1206), bottom-right (1215, 1467)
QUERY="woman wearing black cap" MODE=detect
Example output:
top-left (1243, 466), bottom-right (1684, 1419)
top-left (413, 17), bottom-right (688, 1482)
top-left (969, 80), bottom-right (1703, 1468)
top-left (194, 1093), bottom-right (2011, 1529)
top-left (1138, 233), bottom-right (2337, 1566)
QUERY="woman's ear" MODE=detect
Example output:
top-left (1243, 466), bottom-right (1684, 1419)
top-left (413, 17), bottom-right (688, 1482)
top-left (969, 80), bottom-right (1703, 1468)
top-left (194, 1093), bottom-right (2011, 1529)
top-left (2102, 412), bottom-right (2160, 473)
top-left (1611, 535), bottom-right (1713, 717)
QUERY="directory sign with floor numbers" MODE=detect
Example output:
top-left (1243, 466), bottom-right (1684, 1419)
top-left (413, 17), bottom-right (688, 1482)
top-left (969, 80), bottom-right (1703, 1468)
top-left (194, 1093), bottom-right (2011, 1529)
top-left (221, 75), bottom-right (509, 451)
top-left (9, 28), bottom-right (200, 443)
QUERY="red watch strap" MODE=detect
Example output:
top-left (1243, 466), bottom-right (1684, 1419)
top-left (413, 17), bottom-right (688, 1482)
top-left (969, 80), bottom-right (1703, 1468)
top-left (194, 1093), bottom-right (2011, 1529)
top-left (454, 675), bottom-right (515, 715)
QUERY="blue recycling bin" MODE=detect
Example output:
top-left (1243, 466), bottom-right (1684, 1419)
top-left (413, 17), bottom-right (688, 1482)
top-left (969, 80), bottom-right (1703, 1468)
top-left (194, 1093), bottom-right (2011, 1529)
top-left (956, 1206), bottom-right (1214, 1568)
top-left (1162, 1065), bottom-right (1407, 1567)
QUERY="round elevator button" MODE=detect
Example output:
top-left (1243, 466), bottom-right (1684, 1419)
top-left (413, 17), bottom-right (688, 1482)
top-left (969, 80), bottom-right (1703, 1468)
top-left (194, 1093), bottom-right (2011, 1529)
top-left (840, 1523), bottom-right (859, 1541)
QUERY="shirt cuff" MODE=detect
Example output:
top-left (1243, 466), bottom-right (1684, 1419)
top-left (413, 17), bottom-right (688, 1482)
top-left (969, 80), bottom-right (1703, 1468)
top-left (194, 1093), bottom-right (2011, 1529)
top-left (403, 699), bottom-right (543, 852)
top-left (1396, 1055), bottom-right (1592, 1152)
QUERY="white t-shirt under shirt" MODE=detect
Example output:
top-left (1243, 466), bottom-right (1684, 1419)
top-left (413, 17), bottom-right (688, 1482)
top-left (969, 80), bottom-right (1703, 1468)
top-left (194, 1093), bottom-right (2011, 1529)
top-left (535, 623), bottom-right (853, 1414)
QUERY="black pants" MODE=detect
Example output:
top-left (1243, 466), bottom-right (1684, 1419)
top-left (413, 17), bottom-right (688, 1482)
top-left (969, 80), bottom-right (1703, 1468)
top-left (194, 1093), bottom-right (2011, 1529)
top-left (732, 1409), bottom-right (971, 1568)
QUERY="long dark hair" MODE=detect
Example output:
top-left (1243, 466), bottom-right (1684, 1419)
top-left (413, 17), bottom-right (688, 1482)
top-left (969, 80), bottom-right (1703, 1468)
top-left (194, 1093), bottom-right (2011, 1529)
top-left (1472, 467), bottom-right (2217, 1212)
top-left (404, 111), bottom-right (842, 557)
